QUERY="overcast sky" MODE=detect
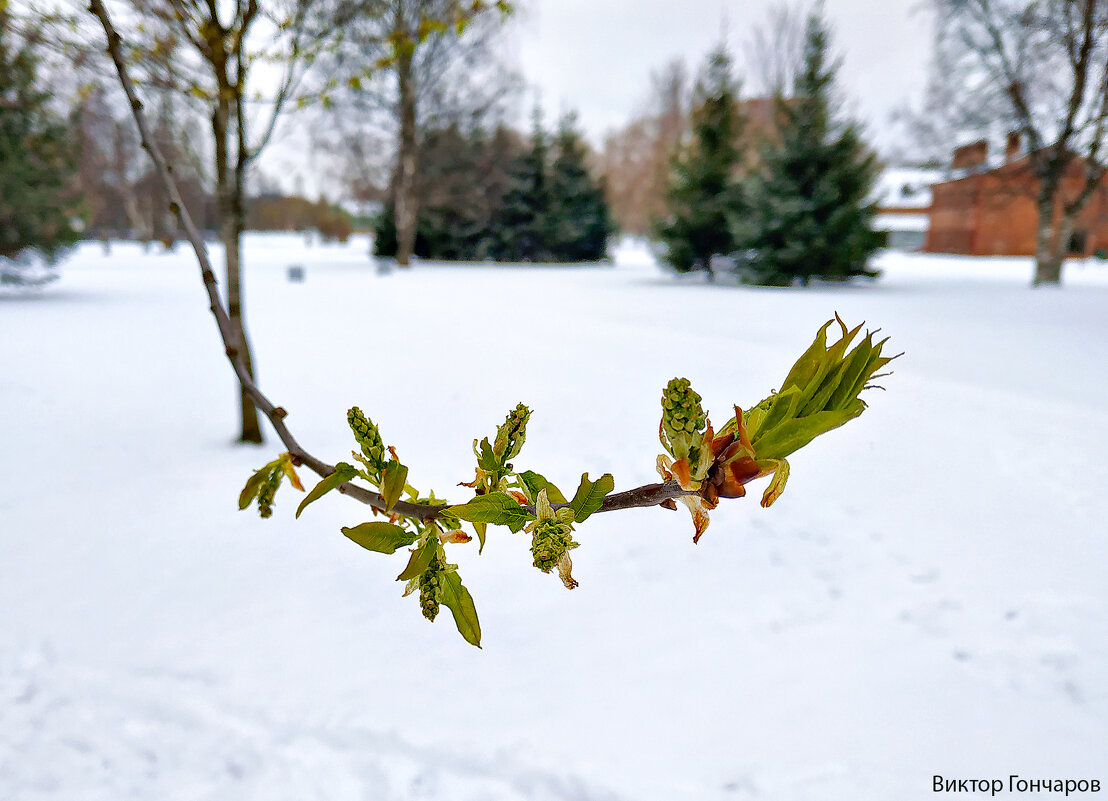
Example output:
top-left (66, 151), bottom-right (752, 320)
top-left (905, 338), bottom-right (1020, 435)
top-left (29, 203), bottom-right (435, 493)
top-left (504, 0), bottom-right (935, 154)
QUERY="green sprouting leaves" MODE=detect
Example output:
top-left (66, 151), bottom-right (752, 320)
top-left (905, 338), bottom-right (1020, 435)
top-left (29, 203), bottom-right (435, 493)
top-left (470, 403), bottom-right (531, 487)
top-left (448, 492), bottom-right (534, 533)
top-left (462, 403), bottom-right (533, 547)
top-left (738, 315), bottom-right (897, 462)
top-left (567, 473), bottom-right (614, 523)
top-left (235, 314), bottom-right (892, 647)
top-left (296, 462), bottom-right (358, 518)
top-left (341, 522), bottom-right (417, 554)
top-left (658, 315), bottom-right (896, 541)
top-left (239, 453), bottom-right (303, 518)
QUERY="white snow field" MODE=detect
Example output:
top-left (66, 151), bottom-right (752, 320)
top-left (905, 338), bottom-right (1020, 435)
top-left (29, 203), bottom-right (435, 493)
top-left (2, 234), bottom-right (1106, 800)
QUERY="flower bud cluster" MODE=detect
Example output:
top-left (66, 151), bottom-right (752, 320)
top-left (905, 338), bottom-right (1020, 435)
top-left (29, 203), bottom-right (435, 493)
top-left (418, 548), bottom-right (447, 621)
top-left (493, 402), bottom-right (531, 463)
top-left (347, 406), bottom-right (386, 474)
top-left (530, 513), bottom-right (578, 573)
top-left (256, 469), bottom-right (283, 518)
top-left (661, 378), bottom-right (706, 443)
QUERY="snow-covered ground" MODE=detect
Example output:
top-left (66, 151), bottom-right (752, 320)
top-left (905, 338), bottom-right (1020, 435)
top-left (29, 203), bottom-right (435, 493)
top-left (2, 235), bottom-right (1106, 800)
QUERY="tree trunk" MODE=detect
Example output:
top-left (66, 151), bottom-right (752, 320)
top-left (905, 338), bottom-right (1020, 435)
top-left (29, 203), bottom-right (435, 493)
top-left (1032, 185), bottom-right (1063, 286)
top-left (393, 46), bottom-right (418, 267)
top-left (213, 97), bottom-right (263, 443)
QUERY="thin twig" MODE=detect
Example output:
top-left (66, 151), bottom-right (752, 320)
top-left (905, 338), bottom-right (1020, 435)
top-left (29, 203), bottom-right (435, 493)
top-left (88, 0), bottom-right (703, 525)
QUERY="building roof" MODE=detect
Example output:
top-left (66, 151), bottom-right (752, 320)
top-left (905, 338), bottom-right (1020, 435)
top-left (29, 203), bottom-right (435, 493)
top-left (874, 212), bottom-right (930, 232)
top-left (873, 167), bottom-right (945, 210)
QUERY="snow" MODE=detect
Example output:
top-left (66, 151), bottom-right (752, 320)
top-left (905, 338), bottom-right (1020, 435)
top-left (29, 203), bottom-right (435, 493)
top-left (2, 234), bottom-right (1106, 800)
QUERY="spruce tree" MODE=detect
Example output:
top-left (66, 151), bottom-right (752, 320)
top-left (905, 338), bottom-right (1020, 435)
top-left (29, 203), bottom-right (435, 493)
top-left (736, 10), bottom-right (882, 286)
top-left (548, 112), bottom-right (614, 262)
top-left (492, 107), bottom-right (551, 262)
top-left (0, 14), bottom-right (81, 266)
top-left (373, 124), bottom-right (520, 261)
top-left (654, 44), bottom-right (744, 279)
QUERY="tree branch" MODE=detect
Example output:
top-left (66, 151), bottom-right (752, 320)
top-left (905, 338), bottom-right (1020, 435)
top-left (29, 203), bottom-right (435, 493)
top-left (87, 0), bottom-right (702, 529)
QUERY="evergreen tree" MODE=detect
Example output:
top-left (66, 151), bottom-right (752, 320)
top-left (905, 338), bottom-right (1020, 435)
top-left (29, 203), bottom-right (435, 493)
top-left (373, 123), bottom-right (520, 261)
top-left (736, 10), bottom-right (882, 286)
top-left (654, 44), bottom-right (744, 279)
top-left (0, 14), bottom-right (81, 266)
top-left (492, 107), bottom-right (551, 262)
top-left (548, 112), bottom-right (614, 262)
top-left (469, 125), bottom-right (520, 260)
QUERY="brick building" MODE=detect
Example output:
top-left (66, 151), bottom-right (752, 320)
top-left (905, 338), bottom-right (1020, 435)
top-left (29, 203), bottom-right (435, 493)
top-left (925, 135), bottom-right (1108, 256)
top-left (873, 167), bottom-right (944, 251)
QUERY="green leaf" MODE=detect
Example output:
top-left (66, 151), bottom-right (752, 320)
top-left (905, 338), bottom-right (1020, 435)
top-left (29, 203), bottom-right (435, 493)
top-left (397, 537), bottom-right (439, 581)
top-left (473, 521), bottom-right (487, 554)
top-left (568, 472), bottom-right (614, 523)
top-left (440, 571), bottom-right (481, 648)
top-left (341, 522), bottom-right (417, 554)
top-left (380, 460), bottom-right (408, 512)
top-left (518, 470), bottom-right (567, 504)
top-left (758, 458), bottom-right (790, 507)
top-left (745, 387), bottom-right (802, 443)
top-left (447, 492), bottom-right (533, 533)
top-left (780, 319), bottom-right (834, 392)
top-left (296, 462), bottom-right (358, 519)
top-left (751, 406), bottom-right (864, 461)
top-left (840, 336), bottom-right (894, 407)
top-left (797, 320), bottom-right (864, 416)
top-left (238, 467), bottom-right (269, 510)
top-left (826, 334), bottom-right (875, 412)
top-left (475, 437), bottom-right (499, 473)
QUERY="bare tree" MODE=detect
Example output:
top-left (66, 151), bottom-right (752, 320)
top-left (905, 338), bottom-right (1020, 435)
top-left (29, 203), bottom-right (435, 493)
top-left (601, 58), bottom-right (688, 235)
top-left (930, 0), bottom-right (1108, 284)
top-left (322, 0), bottom-right (515, 266)
top-left (97, 0), bottom-right (333, 442)
top-left (745, 0), bottom-right (807, 99)
top-left (74, 82), bottom-right (145, 237)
